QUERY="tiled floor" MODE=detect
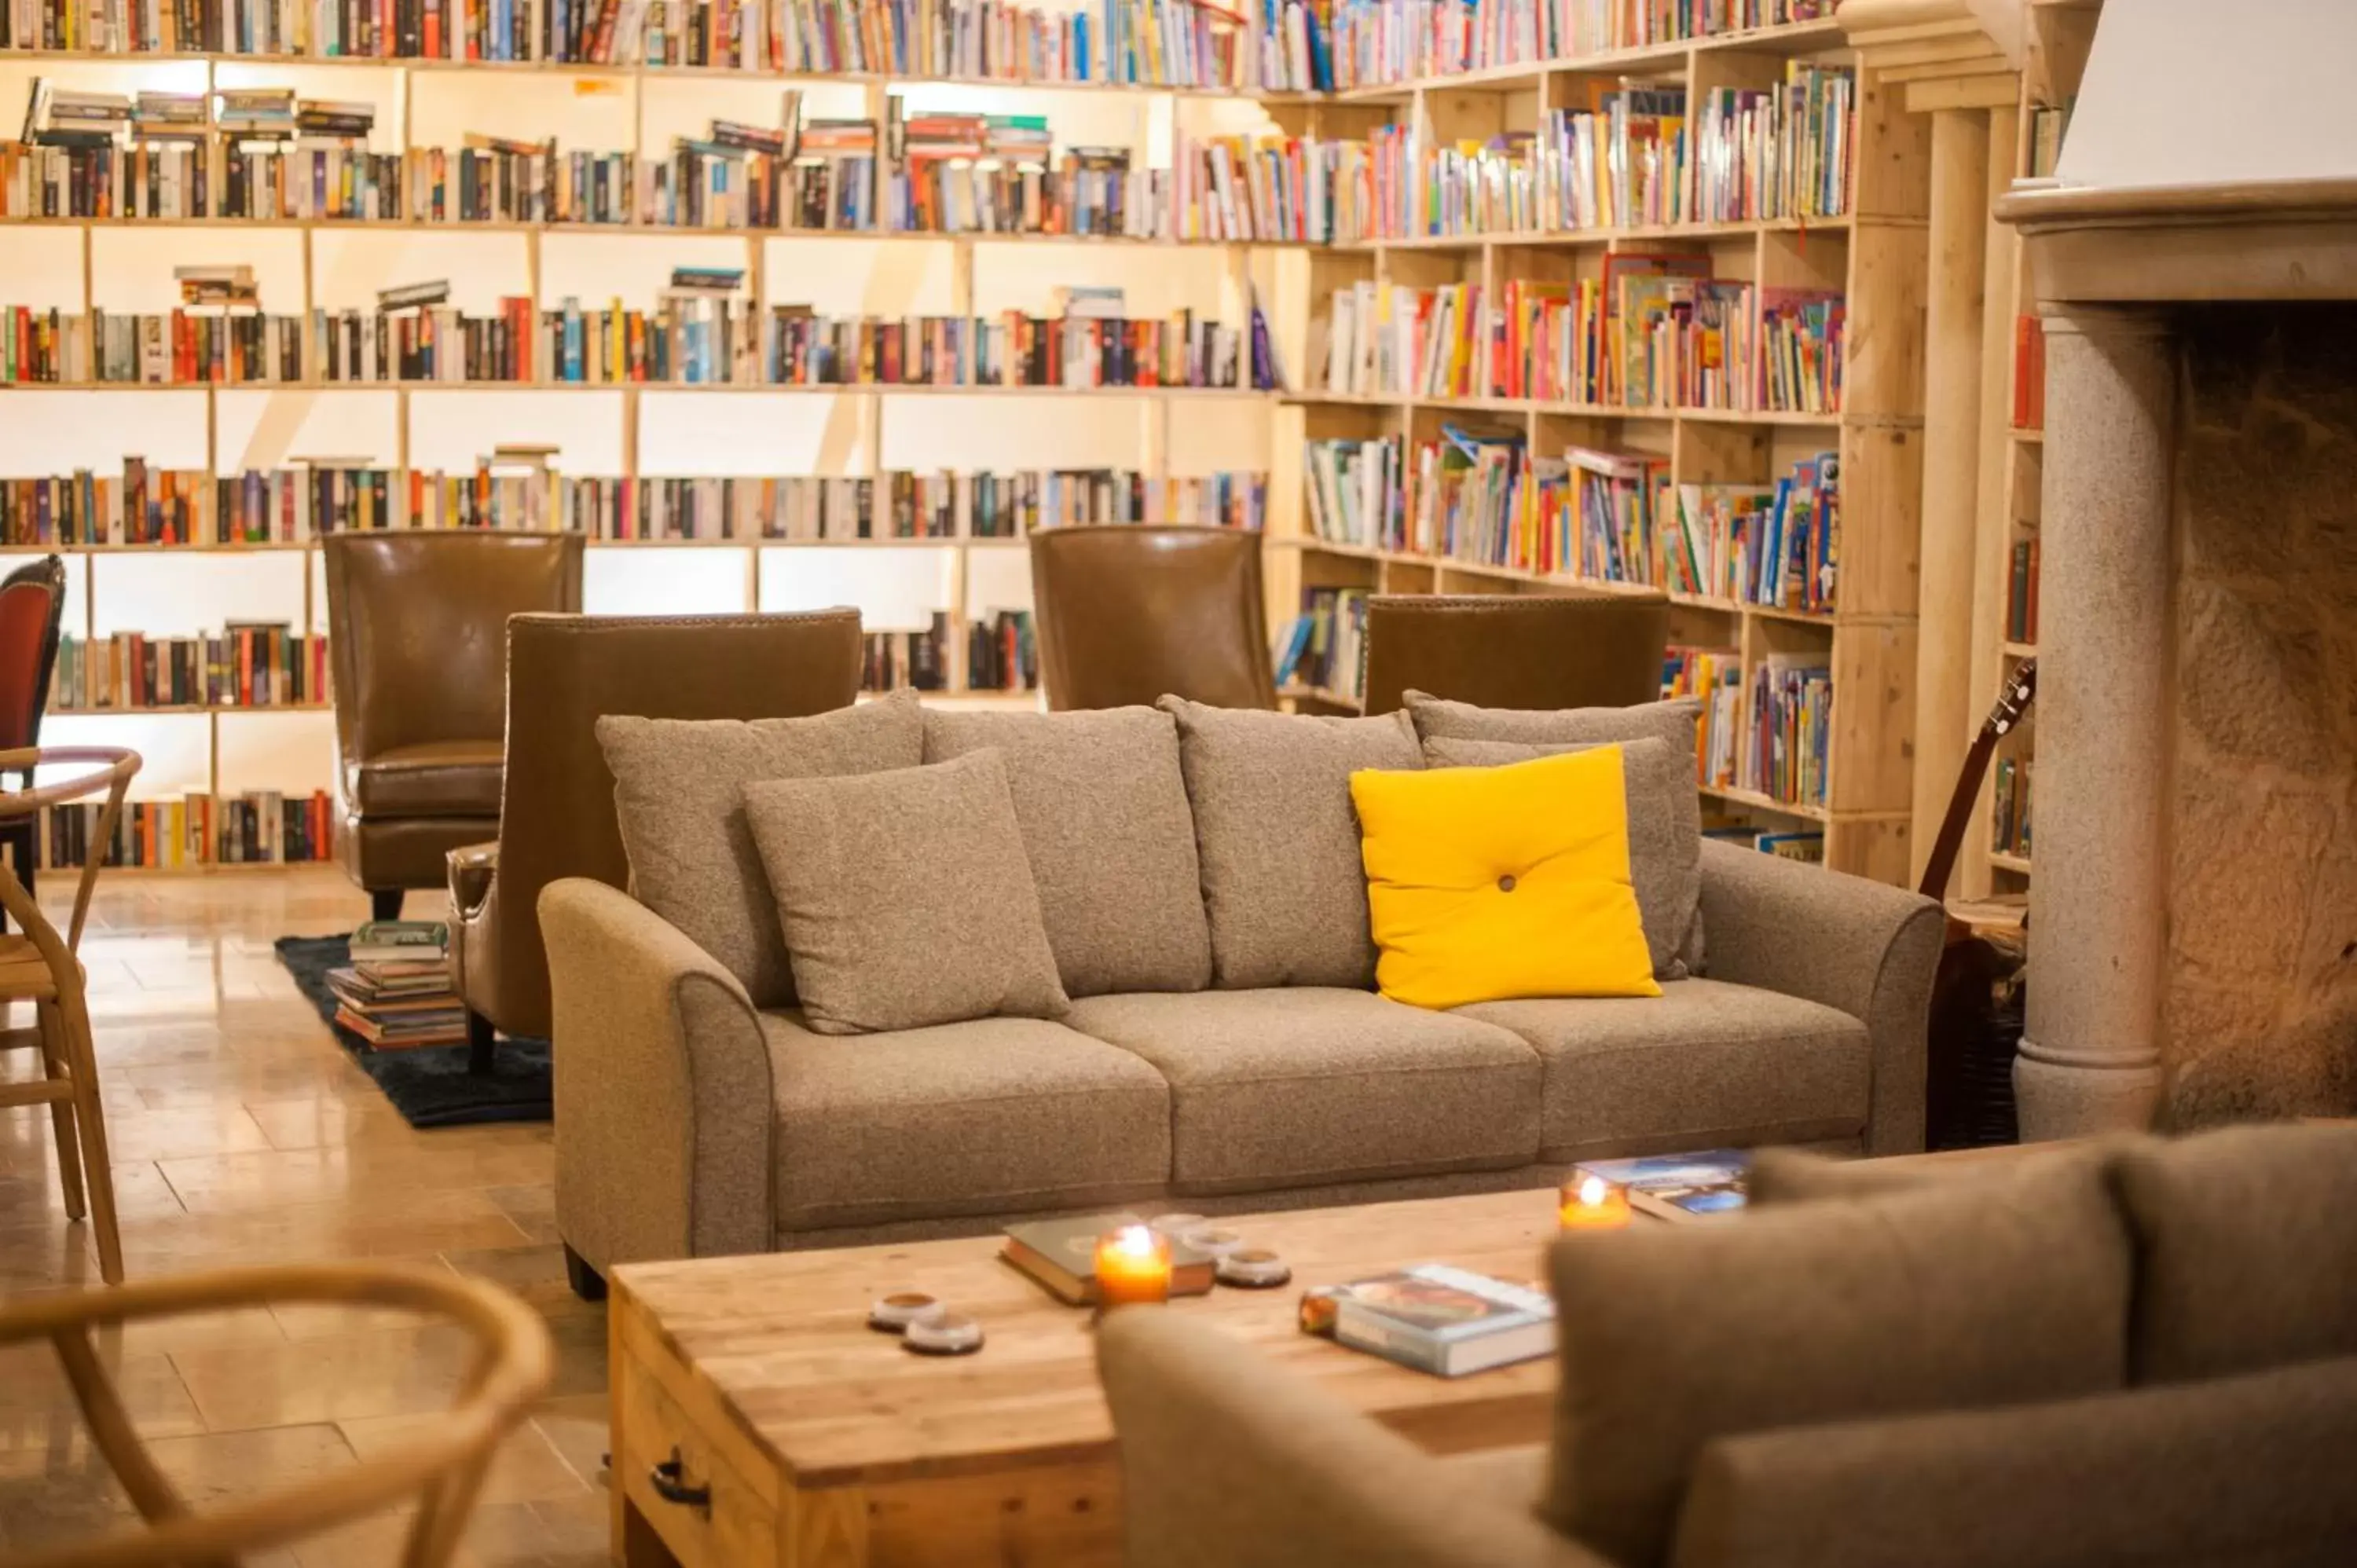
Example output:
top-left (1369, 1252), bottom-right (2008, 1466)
top-left (0, 867), bottom-right (606, 1566)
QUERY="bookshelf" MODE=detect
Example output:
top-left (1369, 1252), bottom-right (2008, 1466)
top-left (1960, 0), bottom-right (2095, 896)
top-left (0, 31), bottom-right (1303, 870)
top-left (1259, 16), bottom-right (1932, 882)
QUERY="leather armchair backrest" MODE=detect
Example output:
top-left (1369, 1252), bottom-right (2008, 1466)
top-left (324, 532), bottom-right (585, 764)
top-left (1361, 592), bottom-right (1670, 716)
top-left (489, 610), bottom-right (864, 1025)
top-left (0, 555), bottom-right (64, 752)
top-left (1028, 526), bottom-right (1275, 711)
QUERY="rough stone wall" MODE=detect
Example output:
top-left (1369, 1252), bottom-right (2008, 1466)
top-left (2165, 306), bottom-right (2357, 1126)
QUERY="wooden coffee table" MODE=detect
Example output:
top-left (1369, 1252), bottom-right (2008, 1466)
top-left (607, 1189), bottom-right (1569, 1568)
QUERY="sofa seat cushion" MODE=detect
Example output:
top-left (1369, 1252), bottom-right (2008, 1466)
top-left (1459, 980), bottom-right (1869, 1161)
top-left (767, 1011), bottom-right (1171, 1231)
top-left (347, 740), bottom-right (504, 818)
top-left (1062, 989), bottom-right (1540, 1195)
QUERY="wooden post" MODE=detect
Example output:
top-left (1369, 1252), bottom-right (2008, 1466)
top-left (1908, 108), bottom-right (1992, 887)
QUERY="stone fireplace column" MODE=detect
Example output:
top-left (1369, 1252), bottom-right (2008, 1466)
top-left (2016, 306), bottom-right (2173, 1139)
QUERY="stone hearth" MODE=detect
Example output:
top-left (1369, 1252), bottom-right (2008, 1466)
top-left (2166, 306), bottom-right (2357, 1125)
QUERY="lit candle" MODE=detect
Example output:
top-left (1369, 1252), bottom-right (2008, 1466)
top-left (1094, 1223), bottom-right (1174, 1309)
top-left (1559, 1174), bottom-right (1632, 1230)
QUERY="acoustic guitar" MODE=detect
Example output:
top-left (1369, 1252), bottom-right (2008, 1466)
top-left (1919, 659), bottom-right (2036, 1149)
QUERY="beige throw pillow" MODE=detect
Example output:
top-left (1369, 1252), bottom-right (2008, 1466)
top-left (1421, 735), bottom-right (1693, 980)
top-left (596, 688), bottom-right (922, 1007)
top-left (742, 749), bottom-right (1070, 1035)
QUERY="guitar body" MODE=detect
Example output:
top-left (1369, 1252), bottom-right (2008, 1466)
top-left (1920, 661), bottom-right (2036, 1151)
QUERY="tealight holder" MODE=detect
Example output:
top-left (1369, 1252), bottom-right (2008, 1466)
top-left (903, 1312), bottom-right (985, 1357)
top-left (1215, 1248), bottom-right (1292, 1289)
top-left (1559, 1173), bottom-right (1633, 1230)
top-left (1094, 1222), bottom-right (1174, 1315)
top-left (867, 1291), bottom-right (945, 1334)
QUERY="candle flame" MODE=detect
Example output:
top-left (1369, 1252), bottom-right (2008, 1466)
top-left (1578, 1176), bottom-right (1609, 1207)
top-left (1113, 1225), bottom-right (1158, 1257)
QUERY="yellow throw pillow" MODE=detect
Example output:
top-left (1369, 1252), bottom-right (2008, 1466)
top-left (1351, 746), bottom-right (1661, 1011)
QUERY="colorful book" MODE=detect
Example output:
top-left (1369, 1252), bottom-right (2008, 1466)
top-left (1574, 1149), bottom-right (1750, 1222)
top-left (1330, 1263), bottom-right (1555, 1377)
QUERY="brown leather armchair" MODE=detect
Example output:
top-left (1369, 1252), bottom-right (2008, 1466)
top-left (449, 610), bottom-right (863, 1069)
top-left (324, 532), bottom-right (585, 921)
top-left (1359, 592), bottom-right (1670, 716)
top-left (1028, 525), bottom-right (1275, 710)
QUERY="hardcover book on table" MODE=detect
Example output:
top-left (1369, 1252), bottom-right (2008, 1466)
top-left (1329, 1264), bottom-right (1555, 1378)
top-left (1574, 1150), bottom-right (1750, 1222)
top-left (1000, 1214), bottom-right (1216, 1305)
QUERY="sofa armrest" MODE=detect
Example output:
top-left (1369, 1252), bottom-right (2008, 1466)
top-left (1697, 840), bottom-right (1945, 1156)
top-left (539, 878), bottom-right (775, 1269)
top-left (448, 840), bottom-right (497, 916)
top-left (1098, 1312), bottom-right (1611, 1568)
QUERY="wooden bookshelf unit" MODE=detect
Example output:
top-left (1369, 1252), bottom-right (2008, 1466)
top-left (1259, 18), bottom-right (1932, 883)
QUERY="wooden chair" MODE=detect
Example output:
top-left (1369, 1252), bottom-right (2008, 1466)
top-left (0, 745), bottom-right (140, 1284)
top-left (0, 1262), bottom-right (553, 1568)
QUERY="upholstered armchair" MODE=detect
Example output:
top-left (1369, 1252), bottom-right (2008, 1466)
top-left (1028, 525), bottom-right (1275, 710)
top-left (1359, 592), bottom-right (1670, 716)
top-left (448, 610), bottom-right (863, 1071)
top-left (1098, 1126), bottom-right (2357, 1568)
top-left (323, 532), bottom-right (583, 921)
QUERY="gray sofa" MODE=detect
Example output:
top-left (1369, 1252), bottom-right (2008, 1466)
top-left (542, 699), bottom-right (1943, 1276)
top-left (1098, 1122), bottom-right (2357, 1568)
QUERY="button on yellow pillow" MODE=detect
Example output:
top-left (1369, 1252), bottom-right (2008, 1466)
top-left (1351, 746), bottom-right (1661, 1011)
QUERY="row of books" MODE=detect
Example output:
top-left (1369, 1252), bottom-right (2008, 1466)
top-left (1275, 585), bottom-right (1366, 702)
top-left (1705, 823), bottom-right (1821, 862)
top-left (1324, 0), bottom-right (1827, 89)
top-left (1665, 643), bottom-right (1741, 787)
top-left (1991, 753), bottom-right (2032, 861)
top-left (1669, 640), bottom-right (1838, 811)
top-left (0, 0), bottom-right (1334, 88)
top-left (1, 299), bottom-right (1276, 389)
top-left (1582, 447), bottom-right (1838, 613)
top-left (2011, 314), bottom-right (2045, 431)
top-left (1303, 434), bottom-right (1839, 614)
top-left (0, 460), bottom-right (1270, 543)
top-left (1744, 651), bottom-right (1829, 808)
top-left (966, 607), bottom-right (1036, 691)
top-left (52, 627), bottom-right (328, 709)
top-left (412, 465), bottom-right (1270, 535)
top-left (1366, 68), bottom-right (1851, 241)
top-left (35, 789), bottom-right (332, 868)
top-left (1318, 267), bottom-right (1844, 413)
top-left (2007, 536), bottom-right (2038, 646)
top-left (2, 126), bottom-right (1376, 243)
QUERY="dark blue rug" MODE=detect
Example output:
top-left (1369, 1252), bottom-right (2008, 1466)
top-left (273, 935), bottom-right (552, 1128)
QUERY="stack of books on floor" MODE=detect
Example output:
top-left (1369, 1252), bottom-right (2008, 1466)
top-left (328, 921), bottom-right (465, 1050)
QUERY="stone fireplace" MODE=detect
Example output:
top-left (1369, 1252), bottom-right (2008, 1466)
top-left (1996, 0), bottom-right (2357, 1138)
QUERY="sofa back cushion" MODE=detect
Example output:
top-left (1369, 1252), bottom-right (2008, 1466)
top-left (597, 689), bottom-right (922, 1007)
top-left (1670, 1357), bottom-right (2357, 1568)
top-left (1160, 698), bottom-right (1422, 990)
top-left (924, 705), bottom-right (1211, 996)
top-left (1408, 693), bottom-right (1704, 970)
top-left (1544, 1154), bottom-right (2133, 1567)
top-left (1424, 735), bottom-right (1693, 981)
top-left (2110, 1121), bottom-right (2357, 1383)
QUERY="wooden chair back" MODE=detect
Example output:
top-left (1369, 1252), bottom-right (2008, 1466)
top-left (0, 1263), bottom-right (553, 1568)
top-left (0, 746), bottom-right (139, 953)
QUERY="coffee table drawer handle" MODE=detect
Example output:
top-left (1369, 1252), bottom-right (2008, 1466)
top-left (651, 1447), bottom-right (713, 1512)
